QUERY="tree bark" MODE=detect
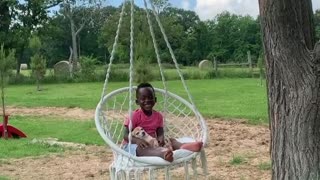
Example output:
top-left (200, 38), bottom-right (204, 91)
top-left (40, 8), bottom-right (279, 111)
top-left (1, 72), bottom-right (7, 139)
top-left (70, 18), bottom-right (78, 76)
top-left (259, 0), bottom-right (320, 179)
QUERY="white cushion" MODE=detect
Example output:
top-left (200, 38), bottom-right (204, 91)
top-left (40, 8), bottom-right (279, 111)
top-left (113, 137), bottom-right (196, 169)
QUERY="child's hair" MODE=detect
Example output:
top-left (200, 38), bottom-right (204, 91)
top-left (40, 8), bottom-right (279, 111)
top-left (136, 83), bottom-right (155, 97)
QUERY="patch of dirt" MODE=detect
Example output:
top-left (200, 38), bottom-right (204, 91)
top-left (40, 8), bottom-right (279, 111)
top-left (6, 106), bottom-right (95, 120)
top-left (0, 107), bottom-right (271, 179)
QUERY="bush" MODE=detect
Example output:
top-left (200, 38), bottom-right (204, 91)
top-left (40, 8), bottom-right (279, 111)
top-left (155, 63), bottom-right (176, 69)
top-left (109, 70), bottom-right (129, 82)
top-left (30, 54), bottom-right (47, 90)
top-left (79, 56), bottom-right (98, 81)
top-left (8, 73), bottom-right (33, 85)
top-left (134, 58), bottom-right (153, 83)
top-left (7, 65), bottom-right (265, 85)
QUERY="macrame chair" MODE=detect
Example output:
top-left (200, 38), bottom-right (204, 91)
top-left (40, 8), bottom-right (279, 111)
top-left (95, 0), bottom-right (208, 179)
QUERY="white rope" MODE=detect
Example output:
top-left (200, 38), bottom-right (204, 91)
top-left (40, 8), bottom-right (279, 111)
top-left (147, 0), bottom-right (199, 115)
top-left (142, 0), bottom-right (169, 130)
top-left (148, 2), bottom-right (208, 143)
top-left (100, 0), bottom-right (127, 100)
top-left (94, 0), bottom-right (208, 176)
top-left (127, 0), bottom-right (135, 155)
top-left (142, 0), bottom-right (168, 92)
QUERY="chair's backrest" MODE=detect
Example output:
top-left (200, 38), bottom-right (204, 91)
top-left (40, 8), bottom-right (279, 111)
top-left (95, 87), bottom-right (207, 149)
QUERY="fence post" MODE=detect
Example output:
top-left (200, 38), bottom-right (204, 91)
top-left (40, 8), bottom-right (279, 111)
top-left (214, 57), bottom-right (218, 77)
top-left (247, 51), bottom-right (253, 78)
top-left (258, 56), bottom-right (264, 86)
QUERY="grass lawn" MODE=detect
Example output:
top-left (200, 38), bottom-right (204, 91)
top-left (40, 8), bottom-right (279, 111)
top-left (0, 176), bottom-right (9, 180)
top-left (0, 78), bottom-right (267, 159)
top-left (0, 116), bottom-right (104, 159)
top-left (5, 79), bottom-right (267, 123)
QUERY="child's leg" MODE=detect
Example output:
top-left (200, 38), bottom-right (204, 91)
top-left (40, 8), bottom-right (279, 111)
top-left (136, 147), bottom-right (174, 162)
top-left (170, 138), bottom-right (203, 152)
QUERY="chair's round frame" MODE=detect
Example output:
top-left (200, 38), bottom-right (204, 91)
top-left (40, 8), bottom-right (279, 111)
top-left (95, 87), bottom-right (208, 166)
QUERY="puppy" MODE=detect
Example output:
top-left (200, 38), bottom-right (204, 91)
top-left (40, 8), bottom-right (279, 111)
top-left (163, 137), bottom-right (173, 151)
top-left (132, 126), bottom-right (159, 148)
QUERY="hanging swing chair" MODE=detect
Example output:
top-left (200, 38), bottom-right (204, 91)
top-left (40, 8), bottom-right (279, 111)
top-left (95, 0), bottom-right (208, 179)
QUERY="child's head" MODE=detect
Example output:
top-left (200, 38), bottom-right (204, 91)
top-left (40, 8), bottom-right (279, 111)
top-left (136, 83), bottom-right (156, 112)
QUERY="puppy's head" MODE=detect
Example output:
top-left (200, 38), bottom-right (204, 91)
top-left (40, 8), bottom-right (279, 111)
top-left (132, 126), bottom-right (147, 139)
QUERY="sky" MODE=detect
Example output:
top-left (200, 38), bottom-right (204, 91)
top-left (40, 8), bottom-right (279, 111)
top-left (108, 0), bottom-right (320, 20)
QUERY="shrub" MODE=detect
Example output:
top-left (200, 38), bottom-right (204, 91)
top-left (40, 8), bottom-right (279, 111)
top-left (109, 70), bottom-right (129, 82)
top-left (8, 73), bottom-right (24, 84)
top-left (156, 63), bottom-right (176, 69)
top-left (134, 58), bottom-right (153, 83)
top-left (30, 54), bottom-right (47, 91)
top-left (29, 35), bottom-right (47, 90)
top-left (79, 56), bottom-right (98, 81)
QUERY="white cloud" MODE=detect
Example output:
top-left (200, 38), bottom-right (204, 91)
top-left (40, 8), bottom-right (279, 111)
top-left (195, 0), bottom-right (259, 20)
top-left (195, 0), bottom-right (320, 20)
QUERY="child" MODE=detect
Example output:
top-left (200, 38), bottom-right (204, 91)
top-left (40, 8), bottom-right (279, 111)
top-left (123, 83), bottom-right (203, 162)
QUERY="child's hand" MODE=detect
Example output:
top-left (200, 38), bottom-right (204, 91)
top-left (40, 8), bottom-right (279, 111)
top-left (157, 136), bottom-right (165, 146)
top-left (136, 139), bottom-right (149, 149)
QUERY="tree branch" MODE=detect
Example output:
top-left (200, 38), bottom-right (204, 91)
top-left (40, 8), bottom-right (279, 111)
top-left (75, 23), bottom-right (85, 36)
top-left (44, 0), bottom-right (63, 10)
top-left (69, 46), bottom-right (73, 62)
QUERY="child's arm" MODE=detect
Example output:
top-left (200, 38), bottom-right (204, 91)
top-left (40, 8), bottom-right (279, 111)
top-left (156, 127), bottom-right (165, 146)
top-left (123, 126), bottom-right (149, 148)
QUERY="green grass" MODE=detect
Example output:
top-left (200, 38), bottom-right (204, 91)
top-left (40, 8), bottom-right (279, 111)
top-left (230, 155), bottom-right (246, 165)
top-left (258, 161), bottom-right (272, 170)
top-left (0, 78), bottom-right (268, 160)
top-left (0, 116), bottom-right (104, 159)
top-left (0, 138), bottom-right (65, 159)
top-left (5, 79), bottom-right (268, 123)
top-left (0, 176), bottom-right (9, 180)
top-left (16, 65), bottom-right (263, 84)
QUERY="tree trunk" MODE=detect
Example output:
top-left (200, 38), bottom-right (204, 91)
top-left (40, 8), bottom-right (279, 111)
top-left (16, 47), bottom-right (24, 75)
top-left (1, 73), bottom-right (7, 139)
top-left (70, 18), bottom-right (78, 77)
top-left (247, 50), bottom-right (253, 78)
top-left (36, 74), bottom-right (40, 91)
top-left (259, 0), bottom-right (320, 179)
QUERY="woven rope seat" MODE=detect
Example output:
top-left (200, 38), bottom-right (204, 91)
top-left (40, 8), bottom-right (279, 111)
top-left (95, 87), bottom-right (208, 179)
top-left (94, 0), bottom-right (208, 179)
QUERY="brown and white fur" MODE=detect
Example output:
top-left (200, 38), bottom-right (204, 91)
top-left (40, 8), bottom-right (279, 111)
top-left (132, 126), bottom-right (159, 148)
top-left (163, 137), bottom-right (173, 151)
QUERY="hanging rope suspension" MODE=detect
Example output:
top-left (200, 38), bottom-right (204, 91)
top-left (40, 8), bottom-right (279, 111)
top-left (142, 0), bottom-right (169, 121)
top-left (148, 0), bottom-right (207, 143)
top-left (100, 0), bottom-right (127, 100)
top-left (127, 0), bottom-right (135, 155)
top-left (94, 1), bottom-right (209, 179)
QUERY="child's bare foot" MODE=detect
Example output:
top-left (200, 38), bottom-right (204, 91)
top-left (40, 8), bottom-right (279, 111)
top-left (180, 142), bottom-right (203, 152)
top-left (161, 149), bottom-right (173, 162)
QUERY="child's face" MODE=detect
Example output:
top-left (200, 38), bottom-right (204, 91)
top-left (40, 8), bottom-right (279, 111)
top-left (136, 87), bottom-right (156, 112)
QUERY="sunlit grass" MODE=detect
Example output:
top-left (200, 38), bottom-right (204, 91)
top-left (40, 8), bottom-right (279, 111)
top-left (0, 116), bottom-right (104, 159)
top-left (5, 79), bottom-right (268, 123)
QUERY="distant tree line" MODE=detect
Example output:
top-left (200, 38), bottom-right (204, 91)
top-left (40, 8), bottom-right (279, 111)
top-left (1, 1), bottom-right (320, 72)
top-left (39, 4), bottom-right (263, 67)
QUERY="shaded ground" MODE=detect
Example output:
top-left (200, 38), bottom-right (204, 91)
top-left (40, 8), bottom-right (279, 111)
top-left (0, 107), bottom-right (271, 179)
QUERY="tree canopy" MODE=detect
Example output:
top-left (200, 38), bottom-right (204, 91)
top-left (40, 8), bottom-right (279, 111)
top-left (1, 1), bottom-right (320, 68)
